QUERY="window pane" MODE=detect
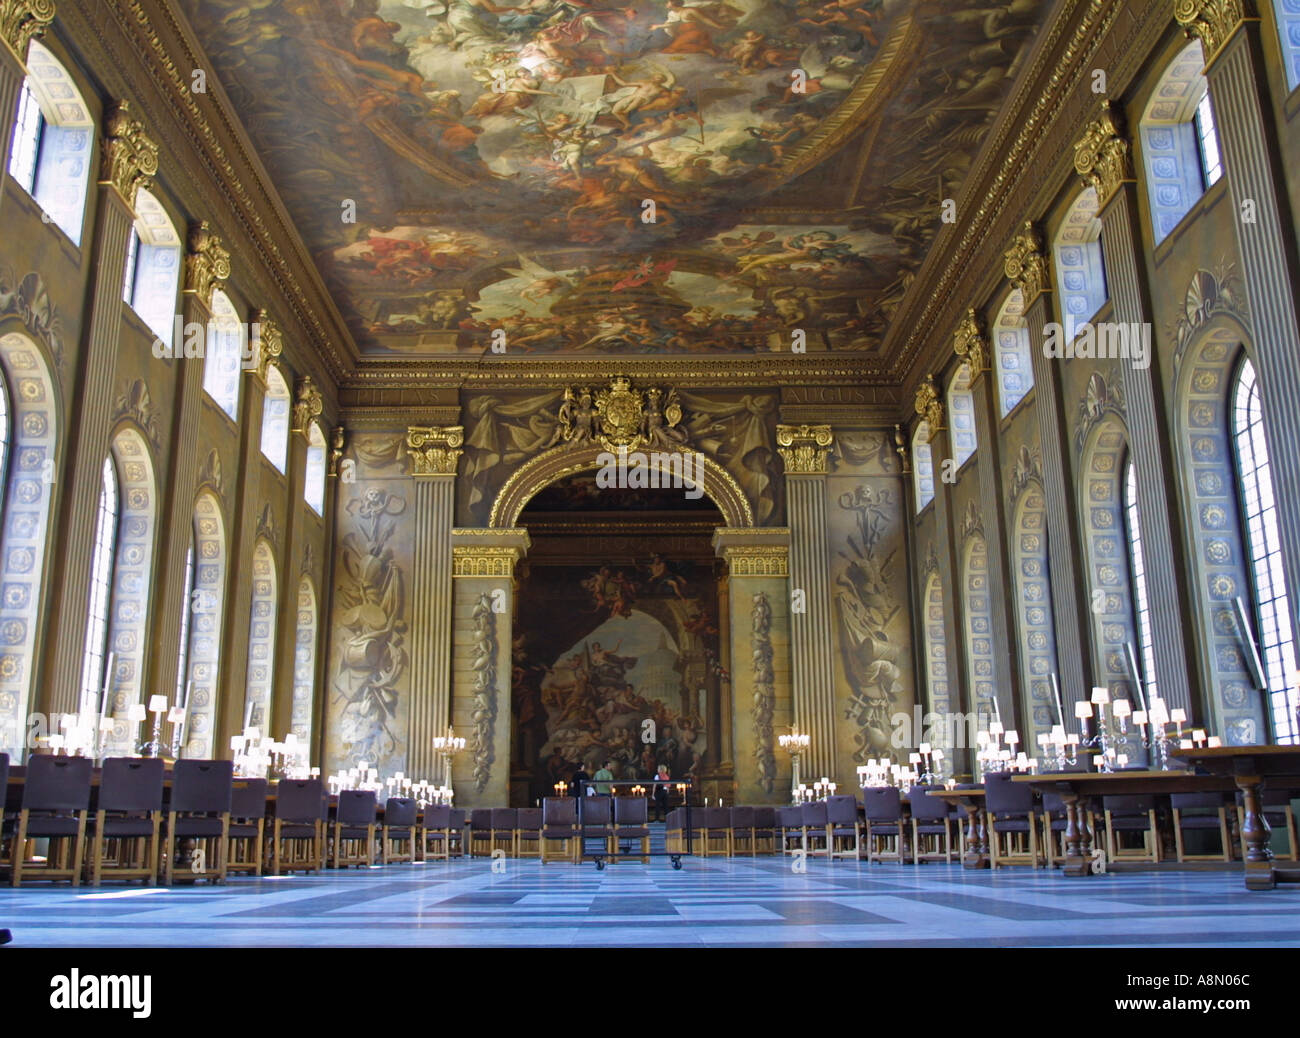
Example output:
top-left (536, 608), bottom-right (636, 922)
top-left (7, 80), bottom-right (41, 193)
top-left (1196, 93), bottom-right (1224, 188)
top-left (1233, 359), bottom-right (1298, 743)
top-left (1125, 458), bottom-right (1159, 705)
top-left (122, 229), bottom-right (140, 305)
top-left (79, 457), bottom-right (119, 714)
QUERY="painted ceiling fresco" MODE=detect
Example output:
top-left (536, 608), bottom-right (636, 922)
top-left (182, 0), bottom-right (1047, 358)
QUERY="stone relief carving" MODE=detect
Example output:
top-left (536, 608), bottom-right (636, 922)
top-left (1074, 369), bottom-right (1127, 455)
top-left (470, 592), bottom-right (498, 794)
top-left (960, 499), bottom-right (984, 542)
top-left (1172, 264), bottom-right (1248, 355)
top-left (198, 448), bottom-right (223, 497)
top-left (0, 266), bottom-right (66, 372)
top-left (1008, 443), bottom-right (1043, 504)
top-left (113, 378), bottom-right (161, 448)
top-left (751, 590), bottom-right (775, 796)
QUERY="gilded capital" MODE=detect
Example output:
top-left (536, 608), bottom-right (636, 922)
top-left (0, 0), bottom-right (55, 64)
top-left (451, 528), bottom-right (530, 576)
top-left (953, 308), bottom-right (990, 376)
top-left (776, 423), bottom-right (833, 475)
top-left (407, 424), bottom-right (464, 476)
top-left (292, 375), bottom-right (323, 436)
top-left (1074, 100), bottom-right (1133, 207)
top-left (893, 424), bottom-right (910, 475)
top-left (245, 310), bottom-right (283, 383)
top-left (720, 545), bottom-right (789, 578)
top-left (1003, 221), bottom-right (1050, 304)
top-left (327, 425), bottom-right (346, 478)
top-left (1175, 0), bottom-right (1253, 60)
top-left (184, 220), bottom-right (231, 303)
top-left (99, 100), bottom-right (159, 210)
top-left (914, 376), bottom-right (943, 435)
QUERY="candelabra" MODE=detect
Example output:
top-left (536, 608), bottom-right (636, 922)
top-left (1130, 697), bottom-right (1187, 771)
top-left (778, 728), bottom-right (810, 805)
top-left (142, 695), bottom-right (168, 758)
top-left (432, 727), bottom-right (467, 802)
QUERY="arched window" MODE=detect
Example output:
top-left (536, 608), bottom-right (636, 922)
top-left (261, 365), bottom-right (291, 472)
top-left (1140, 41), bottom-right (1223, 244)
top-left (921, 572), bottom-right (951, 759)
top-left (124, 189), bottom-right (182, 348)
top-left (243, 540), bottom-right (277, 730)
top-left (1053, 187), bottom-right (1108, 337)
top-left (174, 533), bottom-right (195, 710)
top-left (292, 577), bottom-right (318, 743)
top-left (1275, 0), bottom-right (1300, 91)
top-left (0, 365), bottom-right (10, 508)
top-left (912, 421), bottom-right (934, 513)
top-left (79, 457), bottom-right (119, 713)
top-left (993, 289), bottom-right (1034, 417)
top-left (304, 422), bottom-right (327, 515)
top-left (1123, 455), bottom-right (1159, 704)
top-left (947, 364), bottom-right (977, 469)
top-left (203, 290), bottom-right (243, 419)
top-left (963, 532), bottom-right (998, 728)
top-left (1232, 358), bottom-right (1298, 742)
top-left (5, 41), bottom-right (94, 245)
top-left (178, 493), bottom-right (226, 758)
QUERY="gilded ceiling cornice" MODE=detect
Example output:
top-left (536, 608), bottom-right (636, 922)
top-left (1175, 0), bottom-right (1256, 63)
top-left (1074, 100), bottom-right (1135, 208)
top-left (0, 0), bottom-right (54, 65)
top-left (887, 0), bottom-right (1164, 402)
top-left (74, 0), bottom-right (356, 387)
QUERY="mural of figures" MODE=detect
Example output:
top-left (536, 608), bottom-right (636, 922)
top-left (513, 556), bottom-right (721, 802)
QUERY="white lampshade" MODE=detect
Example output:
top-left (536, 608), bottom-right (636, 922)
top-left (1132, 710), bottom-right (1148, 726)
top-left (1112, 699), bottom-right (1131, 717)
top-left (1170, 708), bottom-right (1187, 724)
top-left (126, 703), bottom-right (147, 722)
top-left (284, 732), bottom-right (299, 747)
top-left (1090, 686), bottom-right (1110, 705)
top-left (230, 735), bottom-right (244, 751)
top-left (1207, 736), bottom-right (1222, 748)
top-left (148, 694), bottom-right (168, 713)
top-left (1075, 701), bottom-right (1092, 719)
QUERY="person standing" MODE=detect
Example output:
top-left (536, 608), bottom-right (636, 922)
top-left (654, 764), bottom-right (671, 821)
top-left (593, 759), bottom-right (614, 796)
top-left (571, 760), bottom-right (591, 797)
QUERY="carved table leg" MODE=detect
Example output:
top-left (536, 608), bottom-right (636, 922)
top-left (961, 800), bottom-right (988, 869)
top-left (1236, 774), bottom-right (1275, 891)
top-left (1061, 792), bottom-right (1090, 876)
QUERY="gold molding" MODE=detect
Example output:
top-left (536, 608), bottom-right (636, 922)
top-left (183, 220), bottom-right (231, 304)
top-left (776, 424), bottom-right (833, 475)
top-left (1003, 221), bottom-right (1051, 305)
top-left (914, 376), bottom-right (943, 435)
top-left (1175, 0), bottom-right (1255, 64)
top-left (99, 100), bottom-right (159, 211)
top-left (0, 0), bottom-right (54, 65)
top-left (1074, 100), bottom-right (1134, 207)
top-left (406, 425), bottom-right (464, 477)
top-left (245, 310), bottom-right (283, 385)
top-left (292, 375), bottom-right (323, 437)
top-left (451, 546), bottom-right (525, 578)
top-left (952, 308), bottom-right (990, 377)
top-left (718, 545), bottom-right (790, 578)
top-left (327, 425), bottom-right (345, 478)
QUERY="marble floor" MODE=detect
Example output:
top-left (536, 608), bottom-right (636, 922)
top-left (1, 856), bottom-right (1296, 948)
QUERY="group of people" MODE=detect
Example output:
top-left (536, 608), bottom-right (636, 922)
top-left (567, 758), bottom-right (675, 820)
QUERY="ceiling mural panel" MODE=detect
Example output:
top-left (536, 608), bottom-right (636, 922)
top-left (182, 0), bottom-right (1047, 360)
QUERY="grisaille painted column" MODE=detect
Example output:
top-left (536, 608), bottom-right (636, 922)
top-left (41, 101), bottom-right (157, 717)
top-left (1179, 1), bottom-right (1300, 653)
top-left (449, 528), bottom-right (529, 807)
top-left (776, 424), bottom-right (836, 783)
top-left (0, 2), bottom-right (54, 223)
top-left (714, 528), bottom-right (791, 803)
top-left (1005, 224), bottom-right (1095, 714)
top-left (309, 424), bottom-right (346, 764)
top-left (1075, 101), bottom-right (1201, 718)
top-left (405, 425), bottom-right (462, 780)
top-left (148, 223), bottom-right (231, 729)
top-left (953, 312), bottom-right (1023, 732)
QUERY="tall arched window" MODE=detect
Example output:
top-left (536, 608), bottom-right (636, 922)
top-left (79, 457), bottom-right (120, 713)
top-left (947, 364), bottom-right (978, 469)
top-left (1123, 456), bottom-right (1158, 704)
top-left (912, 421), bottom-right (934, 513)
top-left (174, 533), bottom-right (195, 710)
top-left (292, 577), bottom-right (318, 744)
top-left (304, 422), bottom-right (327, 515)
top-left (1275, 0), bottom-right (1300, 91)
top-left (5, 41), bottom-right (94, 245)
top-left (261, 365), bottom-right (291, 472)
top-left (124, 189), bottom-right (182, 348)
top-left (993, 289), bottom-right (1034, 417)
top-left (1054, 187), bottom-right (1108, 337)
top-left (1232, 358), bottom-right (1298, 742)
top-left (243, 540), bottom-right (277, 730)
top-left (0, 366), bottom-right (10, 511)
top-left (203, 290), bottom-right (244, 419)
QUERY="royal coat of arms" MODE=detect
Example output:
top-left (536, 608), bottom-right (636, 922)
top-left (554, 376), bottom-right (687, 454)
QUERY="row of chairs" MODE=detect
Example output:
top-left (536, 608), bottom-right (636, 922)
top-left (0, 755), bottom-right (478, 886)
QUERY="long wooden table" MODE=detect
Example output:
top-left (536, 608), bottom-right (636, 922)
top-left (922, 788), bottom-right (988, 869)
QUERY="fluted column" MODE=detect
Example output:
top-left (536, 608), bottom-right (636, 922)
top-left (1005, 224), bottom-right (1095, 715)
top-left (405, 426), bottom-right (461, 779)
top-left (1179, 2), bottom-right (1300, 653)
top-left (1076, 102), bottom-right (1202, 718)
top-left (777, 424), bottom-right (836, 782)
top-left (0, 2), bottom-right (55, 224)
top-left (41, 102), bottom-right (158, 716)
top-left (147, 223), bottom-right (231, 722)
top-left (715, 528), bottom-right (791, 803)
top-left (954, 313), bottom-right (1023, 731)
top-left (449, 528), bottom-right (528, 807)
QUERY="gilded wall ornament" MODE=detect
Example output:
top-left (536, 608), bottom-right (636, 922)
top-left (1003, 221), bottom-right (1050, 304)
top-left (553, 376), bottom-right (687, 454)
top-left (99, 101), bottom-right (159, 210)
top-left (1074, 101), bottom-right (1133, 207)
top-left (1175, 0), bottom-right (1251, 58)
top-left (953, 308), bottom-right (990, 376)
top-left (327, 425), bottom-right (346, 478)
top-left (0, 0), bottom-right (54, 63)
top-left (183, 220), bottom-right (231, 304)
top-left (775, 424), bottom-right (833, 475)
top-left (893, 424), bottom-right (910, 474)
top-left (914, 376), bottom-right (943, 436)
top-left (751, 590), bottom-right (775, 796)
top-left (292, 375), bottom-right (323, 435)
top-left (469, 592), bottom-right (498, 794)
top-left (245, 310), bottom-right (283, 383)
top-left (721, 545), bottom-right (789, 578)
top-left (406, 425), bottom-right (464, 476)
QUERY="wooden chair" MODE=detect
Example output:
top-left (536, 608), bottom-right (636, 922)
top-left (226, 778), bottom-right (267, 876)
top-left (753, 806), bottom-right (778, 855)
top-left (490, 808), bottom-right (517, 858)
top-left (799, 801), bottom-right (828, 858)
top-left (468, 808), bottom-right (494, 857)
top-left (7, 755), bottom-right (92, 887)
top-left (420, 803), bottom-right (452, 861)
top-left (382, 797), bottom-right (417, 864)
top-left (1171, 792), bottom-right (1232, 863)
top-left (540, 797), bottom-right (579, 863)
top-left (1103, 795), bottom-right (1161, 864)
top-left (448, 808), bottom-right (466, 858)
top-left (775, 806), bottom-right (804, 855)
top-left (330, 790), bottom-right (378, 868)
top-left (986, 772), bottom-right (1040, 869)
top-left (578, 796), bottom-right (615, 859)
top-left (728, 805), bottom-right (756, 857)
top-left (162, 759), bottom-right (232, 885)
top-left (271, 778), bottom-right (325, 875)
top-left (909, 785), bottom-right (953, 864)
top-left (862, 786), bottom-right (907, 864)
top-left (613, 797), bottom-right (650, 863)
top-left (826, 795), bottom-right (862, 860)
top-left (514, 807), bottom-right (542, 859)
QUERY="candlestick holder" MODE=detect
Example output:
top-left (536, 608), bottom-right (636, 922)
top-left (779, 728), bottom-right (810, 805)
